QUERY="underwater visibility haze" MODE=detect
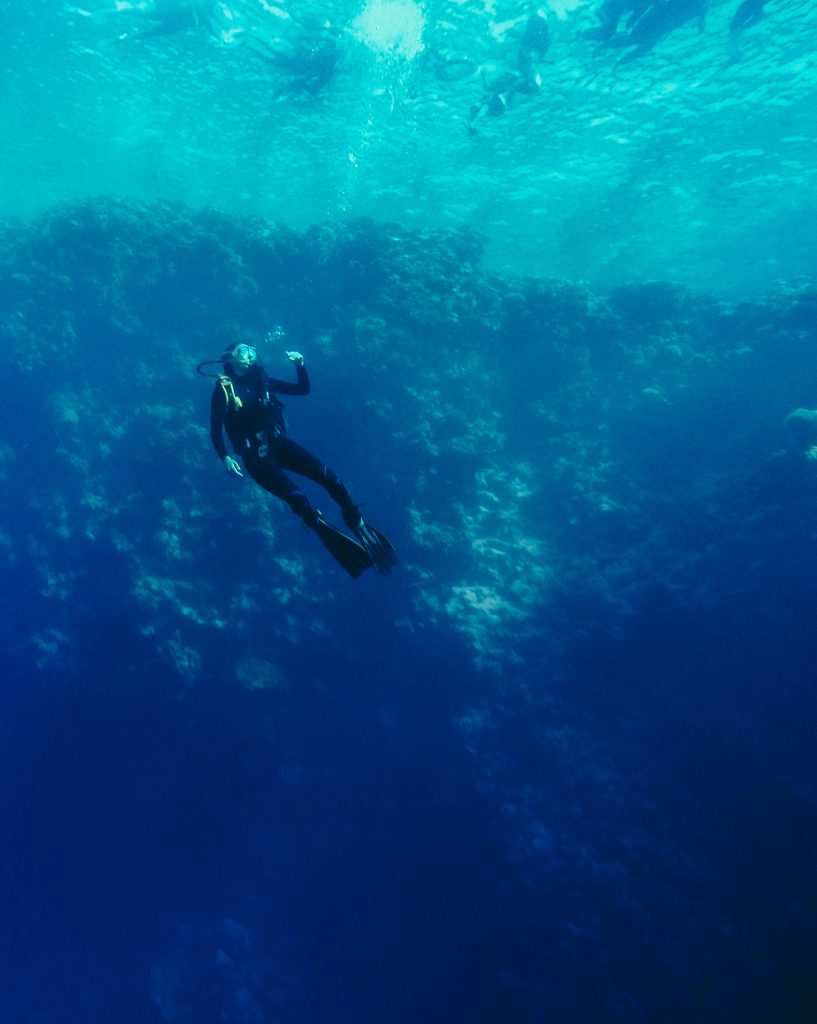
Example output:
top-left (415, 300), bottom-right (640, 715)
top-left (2, 1), bottom-right (817, 1022)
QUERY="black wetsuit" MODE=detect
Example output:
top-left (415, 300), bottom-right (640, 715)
top-left (210, 362), bottom-right (357, 527)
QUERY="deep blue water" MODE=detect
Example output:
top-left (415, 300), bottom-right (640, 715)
top-left (2, 3), bottom-right (817, 1023)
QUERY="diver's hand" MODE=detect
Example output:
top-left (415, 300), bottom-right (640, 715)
top-left (224, 456), bottom-right (243, 477)
top-left (286, 350), bottom-right (304, 366)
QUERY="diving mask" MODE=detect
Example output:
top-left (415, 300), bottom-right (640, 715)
top-left (231, 343), bottom-right (257, 366)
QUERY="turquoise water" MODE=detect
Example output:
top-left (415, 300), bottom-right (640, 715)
top-left (3, 0), bottom-right (816, 294)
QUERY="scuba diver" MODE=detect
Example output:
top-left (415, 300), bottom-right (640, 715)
top-left (73, 0), bottom-right (213, 44)
top-left (582, 1), bottom-right (651, 43)
top-left (730, 0), bottom-right (770, 38)
top-left (613, 0), bottom-right (709, 63)
top-left (583, 0), bottom-right (708, 60)
top-left (468, 8), bottom-right (551, 131)
top-left (200, 342), bottom-right (396, 578)
top-left (241, 13), bottom-right (341, 102)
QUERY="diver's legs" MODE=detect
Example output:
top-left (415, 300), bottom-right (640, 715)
top-left (273, 437), bottom-right (360, 522)
top-left (243, 450), bottom-right (373, 576)
top-left (274, 437), bottom-right (397, 573)
top-left (243, 451), bottom-right (319, 525)
top-left (246, 439), bottom-right (396, 573)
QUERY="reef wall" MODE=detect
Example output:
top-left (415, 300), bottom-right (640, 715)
top-left (3, 198), bottom-right (816, 676)
top-left (2, 199), bottom-right (817, 1023)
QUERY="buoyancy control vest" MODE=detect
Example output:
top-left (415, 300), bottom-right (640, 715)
top-left (219, 369), bottom-right (288, 455)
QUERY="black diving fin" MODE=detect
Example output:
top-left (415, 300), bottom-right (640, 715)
top-left (312, 516), bottom-right (374, 578)
top-left (348, 518), bottom-right (398, 574)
